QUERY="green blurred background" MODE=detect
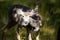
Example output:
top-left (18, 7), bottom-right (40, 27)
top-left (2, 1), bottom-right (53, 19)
top-left (0, 0), bottom-right (60, 40)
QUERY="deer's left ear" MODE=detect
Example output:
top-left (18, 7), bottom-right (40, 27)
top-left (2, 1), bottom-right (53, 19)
top-left (34, 5), bottom-right (38, 12)
top-left (29, 5), bottom-right (39, 16)
top-left (32, 5), bottom-right (38, 13)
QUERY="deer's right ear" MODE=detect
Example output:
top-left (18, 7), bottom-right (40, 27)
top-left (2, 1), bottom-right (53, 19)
top-left (16, 9), bottom-right (23, 14)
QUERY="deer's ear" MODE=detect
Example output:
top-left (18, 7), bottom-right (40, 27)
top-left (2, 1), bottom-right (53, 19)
top-left (17, 9), bottom-right (23, 14)
top-left (30, 5), bottom-right (38, 15)
top-left (32, 5), bottom-right (38, 12)
top-left (34, 5), bottom-right (38, 13)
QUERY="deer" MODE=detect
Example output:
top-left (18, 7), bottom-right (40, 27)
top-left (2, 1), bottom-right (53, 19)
top-left (2, 4), bottom-right (42, 40)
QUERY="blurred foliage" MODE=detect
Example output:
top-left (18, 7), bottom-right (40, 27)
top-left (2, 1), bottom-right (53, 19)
top-left (0, 0), bottom-right (60, 40)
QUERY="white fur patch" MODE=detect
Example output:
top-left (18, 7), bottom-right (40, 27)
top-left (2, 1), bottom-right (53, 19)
top-left (34, 27), bottom-right (39, 32)
top-left (14, 14), bottom-right (17, 17)
top-left (17, 9), bottom-right (24, 15)
top-left (13, 14), bottom-right (18, 22)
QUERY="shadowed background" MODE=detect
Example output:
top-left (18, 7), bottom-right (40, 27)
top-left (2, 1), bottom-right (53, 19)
top-left (0, 0), bottom-right (60, 40)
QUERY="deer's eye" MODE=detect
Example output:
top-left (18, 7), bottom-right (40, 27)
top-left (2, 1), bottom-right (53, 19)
top-left (22, 16), bottom-right (24, 17)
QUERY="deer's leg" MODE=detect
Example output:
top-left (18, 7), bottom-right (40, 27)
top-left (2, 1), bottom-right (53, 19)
top-left (36, 31), bottom-right (40, 40)
top-left (26, 27), bottom-right (32, 40)
top-left (2, 21), bottom-right (17, 40)
top-left (26, 28), bottom-right (29, 40)
top-left (33, 27), bottom-right (40, 40)
top-left (29, 33), bottom-right (32, 40)
top-left (16, 24), bottom-right (22, 40)
top-left (16, 29), bottom-right (21, 40)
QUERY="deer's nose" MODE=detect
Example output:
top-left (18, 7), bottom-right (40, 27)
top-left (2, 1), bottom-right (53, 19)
top-left (25, 22), bottom-right (28, 24)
